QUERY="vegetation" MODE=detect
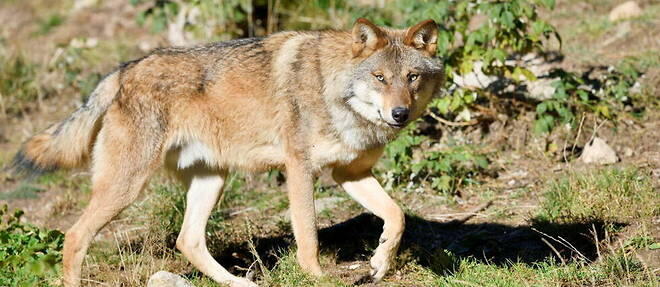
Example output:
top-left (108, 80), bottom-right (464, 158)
top-left (535, 167), bottom-right (658, 224)
top-left (0, 54), bottom-right (40, 116)
top-left (0, 0), bottom-right (658, 286)
top-left (0, 205), bottom-right (63, 287)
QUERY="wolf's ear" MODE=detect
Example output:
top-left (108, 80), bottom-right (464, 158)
top-left (352, 18), bottom-right (388, 58)
top-left (404, 19), bottom-right (438, 57)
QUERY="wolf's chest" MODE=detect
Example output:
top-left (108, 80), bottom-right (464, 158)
top-left (308, 136), bottom-right (361, 168)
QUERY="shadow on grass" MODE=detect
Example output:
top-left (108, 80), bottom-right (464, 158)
top-left (190, 212), bottom-right (623, 284)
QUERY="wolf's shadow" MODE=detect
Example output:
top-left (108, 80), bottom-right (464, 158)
top-left (204, 213), bottom-right (620, 281)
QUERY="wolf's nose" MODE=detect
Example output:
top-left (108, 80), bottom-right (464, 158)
top-left (392, 107), bottom-right (409, 123)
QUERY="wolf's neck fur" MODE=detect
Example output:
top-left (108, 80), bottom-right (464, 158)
top-left (268, 31), bottom-right (398, 152)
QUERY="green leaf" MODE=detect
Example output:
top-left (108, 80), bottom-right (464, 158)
top-left (536, 102), bottom-right (547, 114)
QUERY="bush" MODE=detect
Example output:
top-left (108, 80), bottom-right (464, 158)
top-left (0, 205), bottom-right (64, 287)
top-left (381, 126), bottom-right (488, 194)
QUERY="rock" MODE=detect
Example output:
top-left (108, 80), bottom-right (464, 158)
top-left (73, 0), bottom-right (98, 11)
top-left (147, 271), bottom-right (195, 287)
top-left (527, 78), bottom-right (556, 100)
top-left (623, 147), bottom-right (634, 157)
top-left (609, 1), bottom-right (642, 22)
top-left (452, 61), bottom-right (498, 89)
top-left (580, 137), bottom-right (619, 165)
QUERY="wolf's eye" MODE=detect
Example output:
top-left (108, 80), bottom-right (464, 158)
top-left (408, 73), bottom-right (419, 82)
top-left (374, 74), bottom-right (385, 83)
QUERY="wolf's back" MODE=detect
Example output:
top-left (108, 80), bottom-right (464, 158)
top-left (10, 71), bottom-right (120, 176)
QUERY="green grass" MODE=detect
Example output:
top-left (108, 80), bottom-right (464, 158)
top-left (0, 54), bottom-right (40, 115)
top-left (0, 184), bottom-right (44, 200)
top-left (534, 167), bottom-right (658, 224)
top-left (35, 13), bottom-right (64, 36)
top-left (262, 251), bottom-right (350, 287)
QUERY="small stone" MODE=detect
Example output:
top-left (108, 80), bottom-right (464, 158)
top-left (348, 263), bottom-right (361, 270)
top-left (623, 147), bottom-right (634, 157)
top-left (147, 271), bottom-right (195, 287)
top-left (609, 1), bottom-right (642, 22)
top-left (580, 137), bottom-right (619, 165)
top-left (527, 78), bottom-right (556, 100)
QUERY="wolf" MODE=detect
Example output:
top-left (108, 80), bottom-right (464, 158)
top-left (11, 18), bottom-right (443, 286)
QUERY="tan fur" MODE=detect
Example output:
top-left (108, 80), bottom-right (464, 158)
top-left (12, 19), bottom-right (444, 287)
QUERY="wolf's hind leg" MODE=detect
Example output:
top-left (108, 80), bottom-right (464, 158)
top-left (333, 169), bottom-right (405, 282)
top-left (176, 169), bottom-right (257, 287)
top-left (62, 115), bottom-right (163, 287)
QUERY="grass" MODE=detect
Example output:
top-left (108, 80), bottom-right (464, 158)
top-left (534, 167), bottom-right (658, 224)
top-left (0, 54), bottom-right (40, 116)
top-left (35, 13), bottom-right (65, 36)
top-left (56, 166), bottom-right (654, 286)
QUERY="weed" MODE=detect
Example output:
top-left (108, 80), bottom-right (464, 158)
top-left (380, 124), bottom-right (489, 194)
top-left (35, 13), bottom-right (65, 36)
top-left (534, 62), bottom-right (644, 133)
top-left (0, 205), bottom-right (64, 287)
top-left (0, 54), bottom-right (41, 115)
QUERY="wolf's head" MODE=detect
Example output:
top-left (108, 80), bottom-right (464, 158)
top-left (347, 18), bottom-right (444, 129)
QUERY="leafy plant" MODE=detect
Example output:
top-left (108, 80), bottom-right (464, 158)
top-left (381, 125), bottom-right (488, 194)
top-left (534, 63), bottom-right (643, 133)
top-left (0, 205), bottom-right (64, 287)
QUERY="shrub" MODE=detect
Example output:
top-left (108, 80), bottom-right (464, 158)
top-left (0, 205), bottom-right (64, 287)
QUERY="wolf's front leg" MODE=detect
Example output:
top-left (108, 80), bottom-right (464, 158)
top-left (333, 168), bottom-right (405, 282)
top-left (285, 157), bottom-right (323, 276)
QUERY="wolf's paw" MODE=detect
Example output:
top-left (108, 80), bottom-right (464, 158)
top-left (369, 250), bottom-right (392, 282)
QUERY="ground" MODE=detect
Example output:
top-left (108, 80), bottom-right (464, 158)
top-left (0, 0), bottom-right (658, 286)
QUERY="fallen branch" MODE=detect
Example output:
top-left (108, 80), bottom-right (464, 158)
top-left (429, 112), bottom-right (479, 127)
top-left (446, 200), bottom-right (493, 225)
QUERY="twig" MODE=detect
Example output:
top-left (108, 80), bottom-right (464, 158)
top-left (591, 224), bottom-right (601, 261)
top-left (81, 278), bottom-right (110, 286)
top-left (446, 200), bottom-right (493, 225)
top-left (245, 222), bottom-right (271, 281)
top-left (587, 119), bottom-right (608, 144)
top-left (229, 207), bottom-right (257, 217)
top-left (571, 113), bottom-right (586, 155)
top-left (428, 112), bottom-right (479, 127)
top-left (532, 227), bottom-right (589, 262)
top-left (562, 137), bottom-right (569, 163)
top-left (540, 237), bottom-right (566, 265)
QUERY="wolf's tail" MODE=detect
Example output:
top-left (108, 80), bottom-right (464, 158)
top-left (10, 71), bottom-right (120, 177)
